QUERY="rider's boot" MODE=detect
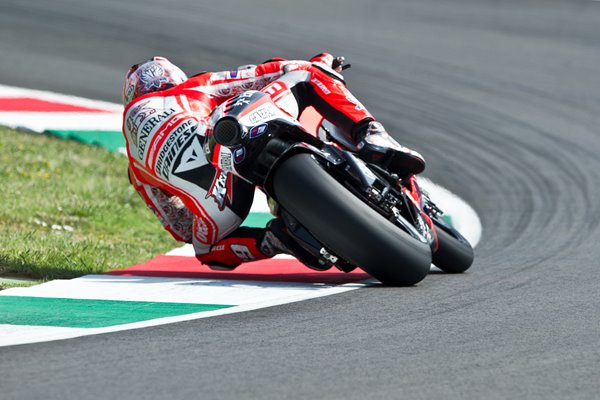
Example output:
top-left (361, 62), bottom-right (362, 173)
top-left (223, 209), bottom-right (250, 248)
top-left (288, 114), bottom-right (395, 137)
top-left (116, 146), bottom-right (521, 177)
top-left (197, 222), bottom-right (290, 271)
top-left (197, 219), bottom-right (333, 271)
top-left (355, 121), bottom-right (425, 178)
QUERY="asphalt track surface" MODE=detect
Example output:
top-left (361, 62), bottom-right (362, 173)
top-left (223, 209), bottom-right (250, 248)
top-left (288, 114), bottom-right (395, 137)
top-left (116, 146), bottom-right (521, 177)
top-left (1, 0), bottom-right (599, 398)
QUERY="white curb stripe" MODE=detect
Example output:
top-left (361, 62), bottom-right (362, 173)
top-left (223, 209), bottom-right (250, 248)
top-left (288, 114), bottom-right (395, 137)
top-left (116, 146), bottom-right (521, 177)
top-left (0, 276), bottom-right (367, 347)
top-left (1, 274), bottom-right (354, 305)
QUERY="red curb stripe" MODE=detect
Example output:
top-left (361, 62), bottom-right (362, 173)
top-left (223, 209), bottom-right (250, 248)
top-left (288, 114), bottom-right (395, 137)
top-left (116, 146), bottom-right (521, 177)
top-left (0, 97), bottom-right (112, 113)
top-left (109, 255), bottom-right (370, 284)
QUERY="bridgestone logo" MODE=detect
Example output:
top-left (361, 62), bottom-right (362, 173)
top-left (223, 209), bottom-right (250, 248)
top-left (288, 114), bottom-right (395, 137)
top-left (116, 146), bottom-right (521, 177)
top-left (155, 120), bottom-right (197, 177)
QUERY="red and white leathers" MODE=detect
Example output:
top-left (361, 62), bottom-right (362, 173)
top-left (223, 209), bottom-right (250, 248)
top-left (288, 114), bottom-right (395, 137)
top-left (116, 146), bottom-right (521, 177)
top-left (122, 53), bottom-right (423, 269)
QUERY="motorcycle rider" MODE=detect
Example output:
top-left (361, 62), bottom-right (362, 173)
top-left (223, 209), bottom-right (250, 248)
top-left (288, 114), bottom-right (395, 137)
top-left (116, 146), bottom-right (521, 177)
top-left (122, 53), bottom-right (425, 270)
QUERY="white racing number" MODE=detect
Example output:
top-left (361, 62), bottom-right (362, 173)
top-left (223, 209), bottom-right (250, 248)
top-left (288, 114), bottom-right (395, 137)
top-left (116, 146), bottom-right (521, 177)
top-left (230, 245), bottom-right (256, 262)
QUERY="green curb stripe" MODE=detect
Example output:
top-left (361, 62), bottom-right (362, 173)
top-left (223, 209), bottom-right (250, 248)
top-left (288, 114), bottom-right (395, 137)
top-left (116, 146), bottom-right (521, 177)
top-left (45, 130), bottom-right (125, 152)
top-left (442, 214), bottom-right (454, 227)
top-left (241, 212), bottom-right (272, 228)
top-left (0, 296), bottom-right (234, 328)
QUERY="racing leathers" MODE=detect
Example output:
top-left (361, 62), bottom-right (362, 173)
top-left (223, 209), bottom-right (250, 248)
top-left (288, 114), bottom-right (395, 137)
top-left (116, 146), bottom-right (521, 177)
top-left (122, 53), bottom-right (425, 270)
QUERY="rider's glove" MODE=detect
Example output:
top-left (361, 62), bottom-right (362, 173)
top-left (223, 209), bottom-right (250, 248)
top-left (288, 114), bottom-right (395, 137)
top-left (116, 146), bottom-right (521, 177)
top-left (331, 56), bottom-right (346, 73)
top-left (310, 52), bottom-right (349, 74)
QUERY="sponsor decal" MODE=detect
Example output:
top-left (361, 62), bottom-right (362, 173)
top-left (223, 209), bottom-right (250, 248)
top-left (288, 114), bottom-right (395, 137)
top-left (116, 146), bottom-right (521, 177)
top-left (207, 170), bottom-right (230, 211)
top-left (193, 216), bottom-right (213, 245)
top-left (153, 121), bottom-right (200, 178)
top-left (249, 123), bottom-right (268, 139)
top-left (232, 91), bottom-right (254, 108)
top-left (149, 113), bottom-right (187, 156)
top-left (219, 149), bottom-right (233, 172)
top-left (248, 106), bottom-right (276, 125)
top-left (126, 100), bottom-right (157, 145)
top-left (230, 245), bottom-right (256, 262)
top-left (137, 108), bottom-right (177, 158)
top-left (202, 137), bottom-right (212, 159)
top-left (228, 70), bottom-right (239, 79)
top-left (170, 134), bottom-right (208, 176)
top-left (311, 78), bottom-right (331, 95)
top-left (233, 147), bottom-right (246, 164)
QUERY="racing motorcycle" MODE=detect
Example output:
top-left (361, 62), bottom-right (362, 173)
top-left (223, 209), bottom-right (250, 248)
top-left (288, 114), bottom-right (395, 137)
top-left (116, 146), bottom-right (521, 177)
top-left (204, 90), bottom-right (474, 285)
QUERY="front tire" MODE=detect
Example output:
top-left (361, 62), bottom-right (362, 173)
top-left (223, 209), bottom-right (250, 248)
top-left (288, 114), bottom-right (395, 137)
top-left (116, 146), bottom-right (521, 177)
top-left (272, 153), bottom-right (432, 285)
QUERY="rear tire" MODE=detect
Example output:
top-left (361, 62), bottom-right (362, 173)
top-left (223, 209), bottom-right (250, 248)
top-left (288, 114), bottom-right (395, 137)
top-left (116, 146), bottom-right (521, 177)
top-left (272, 153), bottom-right (432, 285)
top-left (432, 220), bottom-right (474, 273)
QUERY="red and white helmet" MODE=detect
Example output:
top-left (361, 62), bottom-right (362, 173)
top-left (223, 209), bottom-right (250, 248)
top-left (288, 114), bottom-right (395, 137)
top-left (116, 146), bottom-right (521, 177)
top-left (123, 56), bottom-right (188, 105)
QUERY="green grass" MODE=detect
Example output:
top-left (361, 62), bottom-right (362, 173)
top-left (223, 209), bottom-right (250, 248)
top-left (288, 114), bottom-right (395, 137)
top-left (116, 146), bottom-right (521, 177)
top-left (0, 278), bottom-right (40, 291)
top-left (0, 127), bottom-right (179, 281)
